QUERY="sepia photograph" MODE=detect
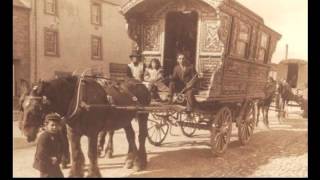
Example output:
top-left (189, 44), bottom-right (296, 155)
top-left (13, 0), bottom-right (308, 178)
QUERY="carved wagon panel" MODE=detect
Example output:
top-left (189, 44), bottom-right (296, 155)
top-left (200, 19), bottom-right (224, 53)
top-left (142, 21), bottom-right (161, 52)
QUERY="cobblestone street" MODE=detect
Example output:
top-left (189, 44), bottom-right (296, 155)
top-left (13, 107), bottom-right (308, 178)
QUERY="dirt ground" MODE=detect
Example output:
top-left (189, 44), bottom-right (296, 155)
top-left (13, 107), bottom-right (307, 178)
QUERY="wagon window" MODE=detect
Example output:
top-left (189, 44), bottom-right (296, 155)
top-left (235, 21), bottom-right (251, 58)
top-left (257, 32), bottom-right (270, 63)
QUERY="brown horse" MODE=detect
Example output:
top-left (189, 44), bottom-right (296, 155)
top-left (256, 77), bottom-right (277, 128)
top-left (19, 75), bottom-right (151, 177)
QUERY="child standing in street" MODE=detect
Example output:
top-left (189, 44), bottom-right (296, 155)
top-left (33, 113), bottom-right (64, 178)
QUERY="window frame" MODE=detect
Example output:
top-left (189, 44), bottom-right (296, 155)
top-left (91, 35), bottom-right (103, 60)
top-left (91, 2), bottom-right (102, 26)
top-left (44, 28), bottom-right (60, 57)
top-left (257, 31), bottom-right (270, 64)
top-left (44, 0), bottom-right (58, 16)
top-left (234, 20), bottom-right (252, 59)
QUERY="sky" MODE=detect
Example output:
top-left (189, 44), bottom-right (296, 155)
top-left (237, 0), bottom-right (308, 63)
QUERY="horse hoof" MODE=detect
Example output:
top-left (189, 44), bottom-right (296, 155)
top-left (106, 150), bottom-right (113, 159)
top-left (87, 170), bottom-right (102, 178)
top-left (124, 159), bottom-right (134, 169)
top-left (133, 159), bottom-right (147, 172)
top-left (61, 163), bottom-right (68, 169)
top-left (69, 170), bottom-right (84, 178)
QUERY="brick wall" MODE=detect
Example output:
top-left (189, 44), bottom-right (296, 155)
top-left (13, 7), bottom-right (31, 97)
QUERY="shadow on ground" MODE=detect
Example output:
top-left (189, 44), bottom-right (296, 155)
top-left (129, 129), bottom-right (307, 177)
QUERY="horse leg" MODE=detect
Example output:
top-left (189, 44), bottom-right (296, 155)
top-left (134, 113), bottom-right (148, 171)
top-left (61, 125), bottom-right (70, 169)
top-left (97, 130), bottom-right (107, 158)
top-left (264, 106), bottom-right (270, 129)
top-left (87, 133), bottom-right (101, 177)
top-left (124, 124), bottom-right (138, 169)
top-left (67, 127), bottom-right (85, 177)
top-left (105, 131), bottom-right (114, 159)
top-left (256, 104), bottom-right (260, 127)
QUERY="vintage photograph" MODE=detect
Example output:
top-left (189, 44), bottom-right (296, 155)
top-left (13, 0), bottom-right (308, 178)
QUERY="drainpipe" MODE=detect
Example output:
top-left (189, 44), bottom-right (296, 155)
top-left (34, 0), bottom-right (38, 83)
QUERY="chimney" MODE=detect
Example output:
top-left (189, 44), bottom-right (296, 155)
top-left (285, 44), bottom-right (288, 60)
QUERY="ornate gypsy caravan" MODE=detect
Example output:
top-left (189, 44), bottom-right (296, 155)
top-left (121, 0), bottom-right (281, 102)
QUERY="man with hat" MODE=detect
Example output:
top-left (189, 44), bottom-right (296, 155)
top-left (33, 113), bottom-right (64, 177)
top-left (127, 51), bottom-right (146, 81)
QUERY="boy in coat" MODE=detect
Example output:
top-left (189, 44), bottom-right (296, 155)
top-left (33, 113), bottom-right (64, 178)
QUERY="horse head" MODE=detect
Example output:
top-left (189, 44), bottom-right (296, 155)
top-left (19, 80), bottom-right (53, 142)
top-left (19, 76), bottom-right (77, 142)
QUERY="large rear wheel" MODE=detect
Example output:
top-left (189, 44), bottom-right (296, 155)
top-left (211, 107), bottom-right (233, 156)
top-left (238, 101), bottom-right (256, 145)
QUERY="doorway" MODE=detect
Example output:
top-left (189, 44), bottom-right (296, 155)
top-left (287, 63), bottom-right (299, 88)
top-left (163, 11), bottom-right (198, 77)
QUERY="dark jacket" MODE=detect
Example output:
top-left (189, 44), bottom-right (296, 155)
top-left (33, 131), bottom-right (63, 172)
top-left (171, 64), bottom-right (197, 84)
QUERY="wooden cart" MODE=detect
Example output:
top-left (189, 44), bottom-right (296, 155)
top-left (117, 0), bottom-right (281, 155)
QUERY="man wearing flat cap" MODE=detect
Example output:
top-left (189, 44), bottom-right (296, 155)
top-left (127, 51), bottom-right (146, 81)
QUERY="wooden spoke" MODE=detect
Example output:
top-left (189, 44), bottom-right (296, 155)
top-left (211, 107), bottom-right (233, 156)
top-left (238, 101), bottom-right (256, 145)
top-left (180, 112), bottom-right (197, 137)
top-left (147, 119), bottom-right (169, 146)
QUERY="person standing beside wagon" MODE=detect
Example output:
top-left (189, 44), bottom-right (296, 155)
top-left (127, 51), bottom-right (146, 82)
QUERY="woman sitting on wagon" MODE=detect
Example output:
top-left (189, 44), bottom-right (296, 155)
top-left (144, 58), bottom-right (168, 101)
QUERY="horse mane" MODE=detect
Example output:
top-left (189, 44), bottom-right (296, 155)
top-left (38, 75), bottom-right (79, 115)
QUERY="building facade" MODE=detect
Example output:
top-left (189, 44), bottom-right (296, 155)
top-left (13, 0), bottom-right (132, 99)
top-left (13, 0), bottom-right (31, 98)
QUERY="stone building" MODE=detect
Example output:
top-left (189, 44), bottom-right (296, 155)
top-left (13, 0), bottom-right (131, 99)
top-left (13, 0), bottom-right (31, 98)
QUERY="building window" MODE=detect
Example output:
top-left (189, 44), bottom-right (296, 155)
top-left (44, 28), bottom-right (59, 56)
top-left (45, 0), bottom-right (57, 16)
top-left (91, 3), bottom-right (102, 25)
top-left (257, 32), bottom-right (269, 63)
top-left (235, 21), bottom-right (251, 58)
top-left (91, 36), bottom-right (102, 60)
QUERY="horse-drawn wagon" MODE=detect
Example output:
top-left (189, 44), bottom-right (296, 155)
top-left (116, 0), bottom-right (282, 155)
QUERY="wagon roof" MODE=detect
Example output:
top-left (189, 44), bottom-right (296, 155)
top-left (120, 0), bottom-right (281, 37)
top-left (279, 59), bottom-right (308, 65)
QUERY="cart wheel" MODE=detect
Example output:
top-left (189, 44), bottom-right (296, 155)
top-left (211, 107), bottom-right (232, 156)
top-left (238, 101), bottom-right (256, 145)
top-left (180, 112), bottom-right (197, 137)
top-left (147, 113), bottom-right (169, 146)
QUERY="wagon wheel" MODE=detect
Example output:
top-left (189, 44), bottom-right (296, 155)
top-left (238, 101), bottom-right (256, 145)
top-left (147, 113), bottom-right (170, 146)
top-left (211, 107), bottom-right (233, 156)
top-left (180, 112), bottom-right (197, 137)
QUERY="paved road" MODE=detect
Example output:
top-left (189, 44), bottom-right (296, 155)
top-left (13, 108), bottom-right (307, 177)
